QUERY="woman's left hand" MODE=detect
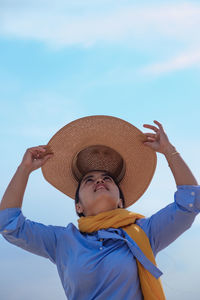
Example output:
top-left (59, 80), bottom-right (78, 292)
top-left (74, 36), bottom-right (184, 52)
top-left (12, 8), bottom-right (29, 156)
top-left (143, 120), bottom-right (174, 154)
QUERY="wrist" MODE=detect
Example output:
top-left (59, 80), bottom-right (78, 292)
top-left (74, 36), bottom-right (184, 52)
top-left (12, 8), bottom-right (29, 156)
top-left (162, 144), bottom-right (177, 157)
top-left (18, 164), bottom-right (32, 176)
top-left (162, 145), bottom-right (180, 165)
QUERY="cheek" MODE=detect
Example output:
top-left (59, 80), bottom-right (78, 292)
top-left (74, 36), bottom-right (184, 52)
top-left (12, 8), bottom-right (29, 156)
top-left (109, 185), bottom-right (120, 197)
top-left (79, 187), bottom-right (94, 204)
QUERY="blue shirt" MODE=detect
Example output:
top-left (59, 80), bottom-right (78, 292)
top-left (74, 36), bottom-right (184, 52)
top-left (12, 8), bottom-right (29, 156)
top-left (0, 185), bottom-right (200, 300)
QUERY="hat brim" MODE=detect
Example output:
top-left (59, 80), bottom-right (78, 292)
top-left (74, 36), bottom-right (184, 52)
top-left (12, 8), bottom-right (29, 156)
top-left (41, 115), bottom-right (157, 207)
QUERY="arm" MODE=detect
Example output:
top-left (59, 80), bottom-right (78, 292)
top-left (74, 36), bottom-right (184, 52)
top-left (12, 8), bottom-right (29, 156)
top-left (0, 208), bottom-right (59, 263)
top-left (0, 145), bottom-right (53, 210)
top-left (143, 120), bottom-right (198, 186)
top-left (140, 120), bottom-right (199, 254)
top-left (137, 185), bottom-right (200, 255)
top-left (163, 145), bottom-right (198, 186)
top-left (0, 145), bottom-right (56, 261)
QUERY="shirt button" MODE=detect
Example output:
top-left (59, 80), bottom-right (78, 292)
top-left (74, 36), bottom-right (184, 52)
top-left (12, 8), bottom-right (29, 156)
top-left (99, 247), bottom-right (103, 250)
top-left (189, 203), bottom-right (193, 208)
top-left (191, 192), bottom-right (195, 196)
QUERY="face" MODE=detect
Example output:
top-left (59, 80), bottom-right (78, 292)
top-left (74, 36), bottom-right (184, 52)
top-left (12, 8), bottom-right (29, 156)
top-left (75, 171), bottom-right (123, 217)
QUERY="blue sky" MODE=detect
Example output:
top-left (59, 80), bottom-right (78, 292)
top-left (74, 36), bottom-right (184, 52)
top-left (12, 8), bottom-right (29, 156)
top-left (1, 1), bottom-right (200, 299)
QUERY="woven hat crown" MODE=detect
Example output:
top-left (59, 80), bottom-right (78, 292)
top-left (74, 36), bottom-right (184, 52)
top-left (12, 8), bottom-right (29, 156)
top-left (72, 145), bottom-right (126, 183)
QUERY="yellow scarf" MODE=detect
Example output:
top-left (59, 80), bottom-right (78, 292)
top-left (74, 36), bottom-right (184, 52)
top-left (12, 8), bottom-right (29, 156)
top-left (78, 208), bottom-right (166, 300)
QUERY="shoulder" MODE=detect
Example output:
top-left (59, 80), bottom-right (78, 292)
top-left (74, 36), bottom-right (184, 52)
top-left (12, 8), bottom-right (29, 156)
top-left (54, 222), bottom-right (82, 240)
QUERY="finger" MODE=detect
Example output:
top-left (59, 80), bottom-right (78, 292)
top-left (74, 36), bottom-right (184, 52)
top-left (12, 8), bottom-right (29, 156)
top-left (145, 137), bottom-right (156, 142)
top-left (28, 146), bottom-right (47, 153)
top-left (44, 145), bottom-right (54, 154)
top-left (143, 141), bottom-right (156, 148)
top-left (143, 133), bottom-right (156, 138)
top-left (33, 153), bottom-right (54, 162)
top-left (153, 120), bottom-right (164, 131)
top-left (41, 153), bottom-right (54, 160)
top-left (143, 124), bottom-right (159, 132)
top-left (29, 145), bottom-right (47, 150)
top-left (29, 150), bottom-right (42, 158)
top-left (37, 151), bottom-right (54, 159)
top-left (40, 154), bottom-right (54, 165)
top-left (30, 146), bottom-right (52, 155)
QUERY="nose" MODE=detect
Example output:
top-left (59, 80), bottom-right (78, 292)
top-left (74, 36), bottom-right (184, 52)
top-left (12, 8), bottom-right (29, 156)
top-left (96, 177), bottom-right (105, 184)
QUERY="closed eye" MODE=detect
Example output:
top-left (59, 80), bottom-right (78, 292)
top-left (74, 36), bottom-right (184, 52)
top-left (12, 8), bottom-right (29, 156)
top-left (85, 178), bottom-right (93, 183)
top-left (83, 174), bottom-right (113, 184)
top-left (103, 176), bottom-right (112, 181)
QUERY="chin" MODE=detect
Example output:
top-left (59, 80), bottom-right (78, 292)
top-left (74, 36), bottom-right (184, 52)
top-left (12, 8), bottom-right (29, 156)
top-left (94, 204), bottom-right (118, 214)
top-left (91, 195), bottom-right (120, 214)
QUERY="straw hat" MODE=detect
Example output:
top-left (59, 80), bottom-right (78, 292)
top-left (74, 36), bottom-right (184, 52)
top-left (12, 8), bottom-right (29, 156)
top-left (41, 115), bottom-right (157, 207)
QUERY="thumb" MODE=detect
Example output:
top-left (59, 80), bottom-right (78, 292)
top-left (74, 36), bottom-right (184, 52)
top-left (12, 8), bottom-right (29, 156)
top-left (143, 142), bottom-right (156, 150)
top-left (143, 141), bottom-right (153, 147)
top-left (40, 154), bottom-right (54, 166)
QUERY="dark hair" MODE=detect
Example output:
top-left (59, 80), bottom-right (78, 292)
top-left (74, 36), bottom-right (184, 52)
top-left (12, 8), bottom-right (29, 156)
top-left (75, 172), bottom-right (125, 217)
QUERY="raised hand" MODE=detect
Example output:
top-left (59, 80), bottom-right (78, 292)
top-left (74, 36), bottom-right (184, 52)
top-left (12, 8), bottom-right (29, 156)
top-left (20, 145), bottom-right (54, 173)
top-left (143, 120), bottom-right (174, 154)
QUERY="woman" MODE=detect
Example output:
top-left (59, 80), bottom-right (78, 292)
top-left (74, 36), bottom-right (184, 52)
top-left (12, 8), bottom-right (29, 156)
top-left (0, 116), bottom-right (199, 300)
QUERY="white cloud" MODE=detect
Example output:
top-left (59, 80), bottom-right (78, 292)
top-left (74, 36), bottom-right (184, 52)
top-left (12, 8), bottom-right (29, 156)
top-left (1, 2), bottom-right (200, 74)
top-left (140, 47), bottom-right (200, 75)
top-left (1, 2), bottom-right (200, 47)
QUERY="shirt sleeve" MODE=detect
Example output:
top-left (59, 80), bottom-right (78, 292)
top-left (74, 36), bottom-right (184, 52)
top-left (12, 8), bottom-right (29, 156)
top-left (136, 185), bottom-right (200, 256)
top-left (0, 208), bottom-right (58, 263)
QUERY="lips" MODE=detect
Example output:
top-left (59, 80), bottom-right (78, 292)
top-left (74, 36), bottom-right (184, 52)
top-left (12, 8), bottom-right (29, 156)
top-left (94, 183), bottom-right (108, 192)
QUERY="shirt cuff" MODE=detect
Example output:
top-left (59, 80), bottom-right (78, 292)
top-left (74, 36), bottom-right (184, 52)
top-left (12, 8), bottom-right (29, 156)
top-left (0, 208), bottom-right (23, 234)
top-left (175, 185), bottom-right (200, 213)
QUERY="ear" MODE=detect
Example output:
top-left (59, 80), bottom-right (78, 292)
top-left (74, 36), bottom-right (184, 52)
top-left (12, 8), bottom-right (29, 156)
top-left (118, 198), bottom-right (123, 208)
top-left (75, 202), bottom-right (84, 214)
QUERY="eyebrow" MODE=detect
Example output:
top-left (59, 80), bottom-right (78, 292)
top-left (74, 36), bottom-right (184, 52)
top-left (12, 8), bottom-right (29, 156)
top-left (82, 175), bottom-right (93, 183)
top-left (82, 172), bottom-right (111, 183)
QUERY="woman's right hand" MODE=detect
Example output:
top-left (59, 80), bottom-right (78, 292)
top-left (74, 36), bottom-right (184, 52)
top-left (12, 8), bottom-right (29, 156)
top-left (20, 145), bottom-right (54, 173)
